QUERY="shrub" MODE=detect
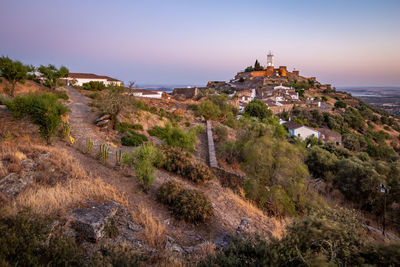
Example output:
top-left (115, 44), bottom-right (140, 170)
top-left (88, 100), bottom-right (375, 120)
top-left (201, 208), bottom-right (376, 266)
top-left (6, 93), bottom-right (68, 142)
top-left (148, 124), bottom-right (202, 152)
top-left (121, 131), bottom-right (148, 146)
top-left (196, 100), bottom-right (221, 120)
top-left (187, 103), bottom-right (198, 111)
top-left (157, 181), bottom-right (214, 223)
top-left (156, 180), bottom-right (183, 205)
top-left (117, 121), bottom-right (143, 132)
top-left (149, 106), bottom-right (157, 114)
top-left (0, 210), bottom-right (84, 266)
top-left (130, 144), bottom-right (160, 191)
top-left (148, 125), bottom-right (169, 138)
top-left (160, 146), bottom-right (213, 183)
top-left (244, 99), bottom-right (272, 120)
top-left (214, 125), bottom-right (228, 142)
top-left (82, 81), bottom-right (106, 91)
top-left (334, 100), bottom-right (347, 108)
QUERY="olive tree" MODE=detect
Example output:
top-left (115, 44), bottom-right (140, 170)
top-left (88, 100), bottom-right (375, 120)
top-left (37, 64), bottom-right (69, 89)
top-left (0, 56), bottom-right (33, 97)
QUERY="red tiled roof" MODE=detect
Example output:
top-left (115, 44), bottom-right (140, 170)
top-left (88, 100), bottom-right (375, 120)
top-left (68, 73), bottom-right (120, 82)
top-left (283, 121), bottom-right (303, 130)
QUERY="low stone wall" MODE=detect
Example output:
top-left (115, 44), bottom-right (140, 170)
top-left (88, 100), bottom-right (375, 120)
top-left (207, 121), bottom-right (218, 168)
top-left (206, 121), bottom-right (245, 191)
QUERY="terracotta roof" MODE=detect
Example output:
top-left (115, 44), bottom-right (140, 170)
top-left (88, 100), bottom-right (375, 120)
top-left (283, 121), bottom-right (303, 130)
top-left (68, 73), bottom-right (103, 79)
top-left (68, 73), bottom-right (121, 82)
top-left (317, 128), bottom-right (341, 137)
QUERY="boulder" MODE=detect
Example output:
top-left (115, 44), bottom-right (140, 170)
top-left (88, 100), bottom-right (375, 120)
top-left (213, 232), bottom-right (232, 249)
top-left (236, 218), bottom-right (252, 234)
top-left (96, 114), bottom-right (111, 123)
top-left (165, 235), bottom-right (185, 253)
top-left (20, 158), bottom-right (36, 170)
top-left (0, 173), bottom-right (31, 198)
top-left (96, 119), bottom-right (110, 127)
top-left (0, 105), bottom-right (7, 110)
top-left (70, 201), bottom-right (120, 242)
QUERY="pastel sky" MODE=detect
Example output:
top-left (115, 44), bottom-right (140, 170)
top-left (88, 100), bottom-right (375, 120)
top-left (1, 0), bottom-right (400, 86)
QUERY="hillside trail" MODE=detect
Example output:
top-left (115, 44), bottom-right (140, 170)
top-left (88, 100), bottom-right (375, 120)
top-left (64, 86), bottom-right (130, 161)
top-left (63, 86), bottom-right (285, 246)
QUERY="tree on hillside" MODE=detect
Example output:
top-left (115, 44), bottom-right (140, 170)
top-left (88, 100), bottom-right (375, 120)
top-left (128, 81), bottom-right (136, 89)
top-left (0, 56), bottom-right (33, 97)
top-left (98, 86), bottom-right (129, 129)
top-left (244, 99), bottom-right (272, 120)
top-left (37, 64), bottom-right (69, 89)
top-left (254, 59), bottom-right (264, 71)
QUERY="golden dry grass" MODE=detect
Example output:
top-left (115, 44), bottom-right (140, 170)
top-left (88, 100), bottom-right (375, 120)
top-left (131, 204), bottom-right (166, 250)
top-left (10, 178), bottom-right (128, 216)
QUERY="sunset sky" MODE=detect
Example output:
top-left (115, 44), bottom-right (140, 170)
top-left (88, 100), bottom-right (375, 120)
top-left (1, 0), bottom-right (399, 86)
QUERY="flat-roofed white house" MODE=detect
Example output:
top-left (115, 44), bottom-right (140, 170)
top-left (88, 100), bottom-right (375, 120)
top-left (64, 73), bottom-right (122, 86)
top-left (283, 121), bottom-right (320, 140)
top-left (129, 89), bottom-right (164, 99)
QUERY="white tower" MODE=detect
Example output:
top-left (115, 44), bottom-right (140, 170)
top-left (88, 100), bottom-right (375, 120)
top-left (267, 51), bottom-right (274, 67)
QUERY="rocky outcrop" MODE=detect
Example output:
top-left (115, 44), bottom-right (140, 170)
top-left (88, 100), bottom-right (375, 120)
top-left (95, 114), bottom-right (111, 127)
top-left (70, 201), bottom-right (120, 242)
top-left (0, 158), bottom-right (36, 198)
top-left (236, 218), bottom-right (252, 234)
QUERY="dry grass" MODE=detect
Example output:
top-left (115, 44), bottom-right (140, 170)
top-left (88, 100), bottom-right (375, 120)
top-left (0, 162), bottom-right (7, 178)
top-left (10, 178), bottom-right (128, 216)
top-left (6, 163), bottom-right (20, 173)
top-left (131, 204), bottom-right (166, 250)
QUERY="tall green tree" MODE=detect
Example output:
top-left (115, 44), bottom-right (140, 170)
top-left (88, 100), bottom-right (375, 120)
top-left (254, 59), bottom-right (264, 71)
top-left (37, 64), bottom-right (69, 89)
top-left (0, 56), bottom-right (33, 97)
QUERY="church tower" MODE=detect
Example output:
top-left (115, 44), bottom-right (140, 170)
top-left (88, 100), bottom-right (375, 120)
top-left (267, 51), bottom-right (274, 67)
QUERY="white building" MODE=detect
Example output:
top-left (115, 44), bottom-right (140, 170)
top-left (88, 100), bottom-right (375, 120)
top-left (129, 89), bottom-right (164, 99)
top-left (283, 121), bottom-right (320, 140)
top-left (274, 83), bottom-right (293, 90)
top-left (65, 73), bottom-right (122, 87)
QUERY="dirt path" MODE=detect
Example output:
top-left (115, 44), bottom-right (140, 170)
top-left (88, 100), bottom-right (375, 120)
top-left (65, 86), bottom-right (131, 161)
top-left (63, 86), bottom-right (285, 246)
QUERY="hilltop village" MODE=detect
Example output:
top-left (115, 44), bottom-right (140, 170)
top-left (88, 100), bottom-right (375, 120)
top-left (1, 55), bottom-right (400, 266)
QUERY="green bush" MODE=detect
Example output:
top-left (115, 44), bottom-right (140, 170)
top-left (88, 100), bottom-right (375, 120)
top-left (82, 81), bottom-right (106, 91)
top-left (160, 146), bottom-right (213, 183)
top-left (117, 121), bottom-right (143, 132)
top-left (149, 106), bottom-right (157, 114)
top-left (244, 99), bottom-right (272, 120)
top-left (334, 100), bottom-right (347, 108)
top-left (0, 210), bottom-right (84, 266)
top-left (187, 103), bottom-right (198, 111)
top-left (196, 100), bottom-right (221, 120)
top-left (148, 125), bottom-right (169, 138)
top-left (54, 92), bottom-right (69, 100)
top-left (133, 100), bottom-right (149, 111)
top-left (214, 125), bottom-right (228, 142)
top-left (121, 131), bottom-right (148, 146)
top-left (148, 124), bottom-right (202, 152)
top-left (157, 181), bottom-right (214, 223)
top-left (6, 93), bottom-right (68, 142)
top-left (126, 144), bottom-right (160, 191)
top-left (201, 208), bottom-right (399, 266)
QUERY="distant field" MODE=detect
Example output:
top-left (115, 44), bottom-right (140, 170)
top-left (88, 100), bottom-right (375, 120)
top-left (339, 87), bottom-right (400, 117)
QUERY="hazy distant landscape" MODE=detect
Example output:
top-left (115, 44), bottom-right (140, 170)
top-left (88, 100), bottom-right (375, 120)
top-left (339, 87), bottom-right (400, 117)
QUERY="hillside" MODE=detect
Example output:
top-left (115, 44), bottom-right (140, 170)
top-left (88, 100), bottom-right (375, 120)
top-left (1, 64), bottom-right (400, 265)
